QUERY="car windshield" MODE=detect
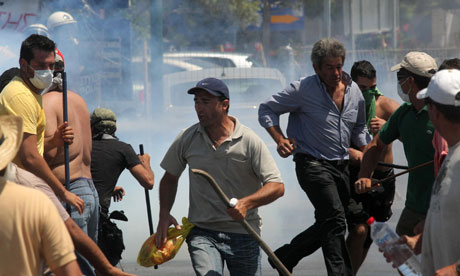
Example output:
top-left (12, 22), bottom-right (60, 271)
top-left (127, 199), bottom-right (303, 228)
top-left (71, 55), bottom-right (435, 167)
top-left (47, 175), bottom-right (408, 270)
top-left (169, 78), bottom-right (283, 107)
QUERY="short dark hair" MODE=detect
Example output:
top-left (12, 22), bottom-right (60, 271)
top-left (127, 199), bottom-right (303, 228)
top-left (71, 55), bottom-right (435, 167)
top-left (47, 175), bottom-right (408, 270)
top-left (20, 34), bottom-right (55, 63)
top-left (350, 60), bottom-right (376, 81)
top-left (397, 68), bottom-right (431, 90)
top-left (438, 58), bottom-right (460, 71)
top-left (425, 97), bottom-right (460, 123)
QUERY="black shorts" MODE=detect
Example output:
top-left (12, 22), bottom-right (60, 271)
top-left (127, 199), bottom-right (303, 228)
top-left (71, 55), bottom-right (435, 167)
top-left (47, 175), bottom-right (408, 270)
top-left (346, 165), bottom-right (396, 228)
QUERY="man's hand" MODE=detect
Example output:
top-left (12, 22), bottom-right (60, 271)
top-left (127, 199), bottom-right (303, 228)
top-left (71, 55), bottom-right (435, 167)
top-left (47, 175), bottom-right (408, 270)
top-left (51, 121), bottom-right (74, 147)
top-left (138, 153), bottom-right (151, 165)
top-left (435, 263), bottom-right (459, 276)
top-left (155, 214), bottom-right (181, 249)
top-left (62, 190), bottom-right (84, 214)
top-left (112, 186), bottom-right (125, 202)
top-left (400, 234), bottom-right (422, 255)
top-left (381, 234), bottom-right (422, 267)
top-left (226, 198), bottom-right (248, 222)
top-left (354, 177), bottom-right (374, 194)
top-left (369, 116), bottom-right (386, 135)
top-left (276, 137), bottom-right (297, 158)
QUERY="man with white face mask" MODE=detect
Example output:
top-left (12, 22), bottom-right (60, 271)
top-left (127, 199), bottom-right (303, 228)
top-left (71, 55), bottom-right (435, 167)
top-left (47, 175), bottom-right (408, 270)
top-left (0, 34), bottom-right (84, 213)
top-left (355, 51), bottom-right (437, 239)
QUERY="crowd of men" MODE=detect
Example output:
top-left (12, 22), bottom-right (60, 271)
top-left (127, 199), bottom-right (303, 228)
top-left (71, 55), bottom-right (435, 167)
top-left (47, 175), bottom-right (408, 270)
top-left (1, 33), bottom-right (460, 276)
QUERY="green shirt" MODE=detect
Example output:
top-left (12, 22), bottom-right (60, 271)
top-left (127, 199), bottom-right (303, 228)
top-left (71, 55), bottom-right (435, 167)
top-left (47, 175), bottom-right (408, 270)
top-left (378, 103), bottom-right (435, 214)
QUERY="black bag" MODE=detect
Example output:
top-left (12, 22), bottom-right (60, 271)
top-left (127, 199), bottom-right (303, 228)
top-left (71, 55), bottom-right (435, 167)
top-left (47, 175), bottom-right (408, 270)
top-left (98, 214), bottom-right (125, 266)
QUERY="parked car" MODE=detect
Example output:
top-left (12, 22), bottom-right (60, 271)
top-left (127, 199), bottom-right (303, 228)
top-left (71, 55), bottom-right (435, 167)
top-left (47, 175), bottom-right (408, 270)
top-left (163, 52), bottom-right (260, 69)
top-left (162, 67), bottom-right (286, 127)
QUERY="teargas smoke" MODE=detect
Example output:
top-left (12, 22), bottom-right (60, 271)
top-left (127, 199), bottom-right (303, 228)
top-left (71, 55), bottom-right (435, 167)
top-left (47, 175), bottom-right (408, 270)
top-left (3, 1), bottom-right (459, 274)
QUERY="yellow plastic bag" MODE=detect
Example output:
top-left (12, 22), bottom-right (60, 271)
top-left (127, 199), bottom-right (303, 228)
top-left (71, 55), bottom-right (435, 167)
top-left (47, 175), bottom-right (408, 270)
top-left (137, 217), bottom-right (194, 266)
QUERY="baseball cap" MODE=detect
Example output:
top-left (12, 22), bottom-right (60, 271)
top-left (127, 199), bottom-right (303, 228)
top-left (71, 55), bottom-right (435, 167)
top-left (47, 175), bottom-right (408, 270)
top-left (417, 69), bottom-right (460, 106)
top-left (187, 77), bottom-right (229, 99)
top-left (391, 51), bottom-right (437, 78)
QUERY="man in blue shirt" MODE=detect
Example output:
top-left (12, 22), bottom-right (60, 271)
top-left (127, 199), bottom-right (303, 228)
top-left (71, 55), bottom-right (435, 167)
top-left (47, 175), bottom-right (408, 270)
top-left (259, 38), bottom-right (370, 276)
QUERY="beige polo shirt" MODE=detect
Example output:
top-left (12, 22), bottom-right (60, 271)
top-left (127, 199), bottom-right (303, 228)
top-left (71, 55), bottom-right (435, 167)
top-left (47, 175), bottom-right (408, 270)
top-left (161, 116), bottom-right (282, 234)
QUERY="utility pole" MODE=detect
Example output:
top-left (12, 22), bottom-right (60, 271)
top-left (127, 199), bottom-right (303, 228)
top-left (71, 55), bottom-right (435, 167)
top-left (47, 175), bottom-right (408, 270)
top-left (149, 0), bottom-right (163, 118)
top-left (262, 0), bottom-right (270, 67)
top-left (324, 0), bottom-right (331, 37)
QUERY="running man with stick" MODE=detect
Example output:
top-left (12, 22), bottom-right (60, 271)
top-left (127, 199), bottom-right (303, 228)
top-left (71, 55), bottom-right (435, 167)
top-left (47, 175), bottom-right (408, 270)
top-left (156, 77), bottom-right (284, 276)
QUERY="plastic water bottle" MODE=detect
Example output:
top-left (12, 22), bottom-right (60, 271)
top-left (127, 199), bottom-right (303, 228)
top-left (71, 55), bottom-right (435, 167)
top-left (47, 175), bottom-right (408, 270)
top-left (367, 217), bottom-right (422, 276)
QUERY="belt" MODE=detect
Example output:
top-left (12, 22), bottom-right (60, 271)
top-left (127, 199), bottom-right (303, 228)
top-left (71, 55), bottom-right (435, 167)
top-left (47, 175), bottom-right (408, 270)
top-left (294, 153), bottom-right (348, 167)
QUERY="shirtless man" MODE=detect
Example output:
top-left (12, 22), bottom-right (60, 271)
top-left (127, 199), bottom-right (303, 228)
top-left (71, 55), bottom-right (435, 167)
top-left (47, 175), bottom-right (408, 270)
top-left (346, 60), bottom-right (400, 273)
top-left (43, 50), bottom-right (132, 276)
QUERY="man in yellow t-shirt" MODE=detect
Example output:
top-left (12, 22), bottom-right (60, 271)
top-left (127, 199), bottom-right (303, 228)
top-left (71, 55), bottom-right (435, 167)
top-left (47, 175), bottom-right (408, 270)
top-left (0, 34), bottom-right (83, 213)
top-left (0, 115), bottom-right (81, 276)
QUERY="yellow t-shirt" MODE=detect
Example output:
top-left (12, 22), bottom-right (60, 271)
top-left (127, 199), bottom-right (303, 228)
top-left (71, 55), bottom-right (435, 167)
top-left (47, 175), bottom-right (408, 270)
top-left (0, 178), bottom-right (75, 275)
top-left (0, 76), bottom-right (46, 168)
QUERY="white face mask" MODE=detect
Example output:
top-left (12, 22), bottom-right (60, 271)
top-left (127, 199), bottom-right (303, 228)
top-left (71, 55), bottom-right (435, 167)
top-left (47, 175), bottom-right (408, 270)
top-left (397, 78), bottom-right (411, 103)
top-left (29, 66), bottom-right (53, 91)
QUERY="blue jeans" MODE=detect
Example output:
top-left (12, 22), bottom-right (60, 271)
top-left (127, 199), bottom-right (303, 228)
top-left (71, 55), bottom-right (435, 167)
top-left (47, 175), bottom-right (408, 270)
top-left (64, 178), bottom-right (99, 276)
top-left (186, 227), bottom-right (261, 276)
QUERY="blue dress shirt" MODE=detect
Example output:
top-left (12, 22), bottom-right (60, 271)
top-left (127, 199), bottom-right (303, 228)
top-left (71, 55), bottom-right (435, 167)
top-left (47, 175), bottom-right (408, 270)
top-left (258, 72), bottom-right (370, 160)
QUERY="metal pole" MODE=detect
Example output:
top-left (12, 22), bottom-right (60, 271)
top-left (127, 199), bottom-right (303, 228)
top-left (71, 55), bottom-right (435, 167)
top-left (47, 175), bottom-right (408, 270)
top-left (139, 144), bottom-right (157, 269)
top-left (192, 169), bottom-right (292, 276)
top-left (62, 72), bottom-right (70, 188)
top-left (374, 160), bottom-right (434, 186)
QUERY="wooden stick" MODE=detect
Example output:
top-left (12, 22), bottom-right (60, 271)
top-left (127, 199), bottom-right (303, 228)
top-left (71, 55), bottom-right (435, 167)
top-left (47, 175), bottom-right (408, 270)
top-left (191, 169), bottom-right (292, 276)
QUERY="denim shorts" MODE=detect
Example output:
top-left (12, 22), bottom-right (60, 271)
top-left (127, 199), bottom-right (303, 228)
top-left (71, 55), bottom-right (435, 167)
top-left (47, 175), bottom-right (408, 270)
top-left (64, 177), bottom-right (99, 276)
top-left (186, 226), bottom-right (261, 276)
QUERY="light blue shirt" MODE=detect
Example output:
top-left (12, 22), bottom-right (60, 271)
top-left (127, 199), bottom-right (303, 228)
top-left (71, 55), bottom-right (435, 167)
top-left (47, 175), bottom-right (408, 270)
top-left (258, 73), bottom-right (370, 160)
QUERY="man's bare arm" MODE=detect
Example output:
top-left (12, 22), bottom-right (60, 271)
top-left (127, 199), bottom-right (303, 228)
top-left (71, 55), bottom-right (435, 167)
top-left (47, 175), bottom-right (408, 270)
top-left (19, 133), bottom-right (84, 213)
top-left (129, 153), bottom-right (154, 190)
top-left (155, 172), bottom-right (181, 248)
top-left (65, 219), bottom-right (136, 276)
top-left (265, 126), bottom-right (297, 158)
top-left (53, 259), bottom-right (82, 276)
top-left (227, 181), bottom-right (284, 221)
top-left (379, 96), bottom-right (400, 120)
top-left (355, 134), bottom-right (387, 194)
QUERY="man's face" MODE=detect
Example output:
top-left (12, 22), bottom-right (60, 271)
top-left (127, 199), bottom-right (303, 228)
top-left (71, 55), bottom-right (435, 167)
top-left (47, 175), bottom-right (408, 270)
top-left (194, 90), bottom-right (228, 127)
top-left (314, 56), bottom-right (343, 88)
top-left (21, 49), bottom-right (55, 78)
top-left (355, 76), bottom-right (377, 92)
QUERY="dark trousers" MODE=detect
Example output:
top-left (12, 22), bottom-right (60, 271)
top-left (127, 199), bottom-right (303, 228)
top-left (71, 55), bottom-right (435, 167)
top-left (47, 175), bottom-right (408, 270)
top-left (276, 154), bottom-right (353, 276)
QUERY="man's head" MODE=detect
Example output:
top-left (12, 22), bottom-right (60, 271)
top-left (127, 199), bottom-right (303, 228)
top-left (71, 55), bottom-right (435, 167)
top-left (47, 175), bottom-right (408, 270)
top-left (19, 34), bottom-right (56, 92)
top-left (46, 49), bottom-right (65, 92)
top-left (417, 69), bottom-right (460, 127)
top-left (438, 58), bottom-right (460, 71)
top-left (0, 67), bottom-right (20, 92)
top-left (187, 78), bottom-right (230, 126)
top-left (90, 108), bottom-right (117, 139)
top-left (350, 60), bottom-right (377, 92)
top-left (392, 51), bottom-right (437, 104)
top-left (0, 115), bottom-right (23, 173)
top-left (311, 38), bottom-right (346, 88)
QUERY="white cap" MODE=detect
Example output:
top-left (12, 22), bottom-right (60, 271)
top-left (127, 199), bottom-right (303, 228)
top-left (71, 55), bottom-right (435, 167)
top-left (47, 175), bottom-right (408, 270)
top-left (391, 51), bottom-right (437, 78)
top-left (417, 69), bottom-right (460, 106)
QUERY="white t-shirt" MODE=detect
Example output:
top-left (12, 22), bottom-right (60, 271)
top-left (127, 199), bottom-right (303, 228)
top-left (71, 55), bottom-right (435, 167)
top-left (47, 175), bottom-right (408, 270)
top-left (422, 141), bottom-right (460, 275)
